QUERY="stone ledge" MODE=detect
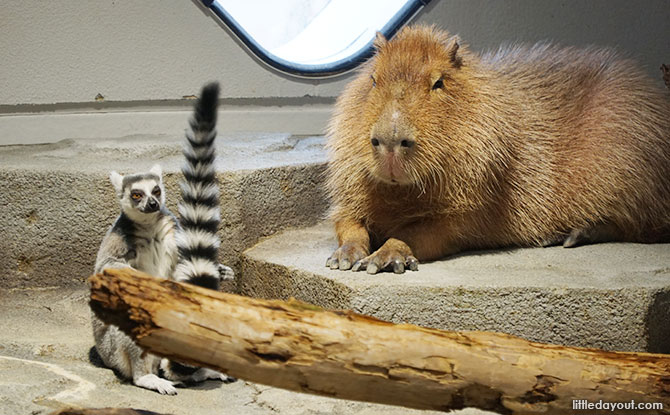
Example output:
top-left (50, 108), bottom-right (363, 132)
top-left (0, 134), bottom-right (328, 289)
top-left (241, 222), bottom-right (670, 353)
top-left (0, 104), bottom-right (333, 145)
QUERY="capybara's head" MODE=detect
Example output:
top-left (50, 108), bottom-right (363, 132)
top-left (350, 26), bottom-right (473, 187)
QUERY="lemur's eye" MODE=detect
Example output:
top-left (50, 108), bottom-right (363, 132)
top-left (432, 78), bottom-right (444, 90)
top-left (370, 75), bottom-right (377, 88)
top-left (152, 187), bottom-right (161, 197)
top-left (131, 192), bottom-right (142, 200)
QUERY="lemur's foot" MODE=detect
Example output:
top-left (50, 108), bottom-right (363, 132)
top-left (134, 374), bottom-right (177, 395)
top-left (191, 368), bottom-right (237, 383)
top-left (161, 359), bottom-right (236, 385)
top-left (218, 264), bottom-right (235, 281)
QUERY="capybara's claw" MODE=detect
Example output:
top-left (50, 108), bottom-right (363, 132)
top-left (351, 257), bottom-right (380, 274)
top-left (339, 259), bottom-right (352, 270)
top-left (350, 256), bottom-right (380, 274)
top-left (327, 243), bottom-right (368, 271)
top-left (353, 248), bottom-right (419, 274)
top-left (326, 256), bottom-right (338, 269)
top-left (407, 256), bottom-right (419, 271)
top-left (392, 259), bottom-right (405, 274)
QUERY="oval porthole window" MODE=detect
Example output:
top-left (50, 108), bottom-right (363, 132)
top-left (202, 0), bottom-right (431, 78)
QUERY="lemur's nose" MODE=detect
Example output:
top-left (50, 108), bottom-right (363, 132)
top-left (146, 198), bottom-right (159, 212)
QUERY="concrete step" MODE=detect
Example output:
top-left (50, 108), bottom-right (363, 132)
top-left (0, 134), bottom-right (328, 289)
top-left (241, 222), bottom-right (670, 353)
top-left (0, 135), bottom-right (492, 414)
top-left (0, 286), bottom-right (488, 415)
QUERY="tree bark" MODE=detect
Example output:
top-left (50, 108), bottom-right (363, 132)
top-left (89, 268), bottom-right (670, 414)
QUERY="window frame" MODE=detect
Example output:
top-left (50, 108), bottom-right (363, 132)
top-left (201, 0), bottom-right (431, 78)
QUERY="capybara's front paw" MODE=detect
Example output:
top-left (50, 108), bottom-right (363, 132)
top-left (326, 243), bottom-right (368, 270)
top-left (351, 240), bottom-right (419, 274)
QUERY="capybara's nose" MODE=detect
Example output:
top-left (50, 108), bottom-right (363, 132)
top-left (372, 137), bottom-right (415, 152)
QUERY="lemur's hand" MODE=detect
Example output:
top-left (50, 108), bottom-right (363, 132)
top-left (218, 264), bottom-right (235, 281)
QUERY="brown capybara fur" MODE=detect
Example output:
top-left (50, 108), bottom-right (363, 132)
top-left (325, 25), bottom-right (670, 274)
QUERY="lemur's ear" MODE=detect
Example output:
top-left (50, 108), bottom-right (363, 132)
top-left (110, 171), bottom-right (123, 193)
top-left (149, 164), bottom-right (162, 178)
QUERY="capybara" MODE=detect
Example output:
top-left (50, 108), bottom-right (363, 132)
top-left (325, 25), bottom-right (670, 274)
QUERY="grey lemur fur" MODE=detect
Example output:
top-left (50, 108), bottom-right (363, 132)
top-left (92, 83), bottom-right (235, 395)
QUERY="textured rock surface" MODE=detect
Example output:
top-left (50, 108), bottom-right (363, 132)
top-left (241, 222), bottom-right (670, 353)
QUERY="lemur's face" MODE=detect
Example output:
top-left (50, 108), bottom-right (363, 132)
top-left (125, 178), bottom-right (163, 213)
top-left (110, 165), bottom-right (166, 221)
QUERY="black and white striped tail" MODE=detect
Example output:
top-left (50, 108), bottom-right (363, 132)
top-left (173, 82), bottom-right (221, 290)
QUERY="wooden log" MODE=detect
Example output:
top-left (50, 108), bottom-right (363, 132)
top-left (89, 268), bottom-right (670, 414)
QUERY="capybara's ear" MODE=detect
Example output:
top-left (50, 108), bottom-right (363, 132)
top-left (446, 36), bottom-right (462, 69)
top-left (661, 64), bottom-right (670, 90)
top-left (374, 32), bottom-right (387, 50)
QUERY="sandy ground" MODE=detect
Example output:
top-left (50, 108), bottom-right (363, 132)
top-left (0, 286), bottom-right (486, 415)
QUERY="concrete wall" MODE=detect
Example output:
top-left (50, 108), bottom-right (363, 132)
top-left (0, 0), bottom-right (348, 106)
top-left (0, 0), bottom-right (668, 142)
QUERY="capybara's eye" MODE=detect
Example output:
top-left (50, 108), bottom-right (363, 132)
top-left (432, 78), bottom-right (444, 90)
top-left (370, 75), bottom-right (377, 88)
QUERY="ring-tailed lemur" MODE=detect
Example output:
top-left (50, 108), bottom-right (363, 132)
top-left (92, 82), bottom-right (235, 395)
